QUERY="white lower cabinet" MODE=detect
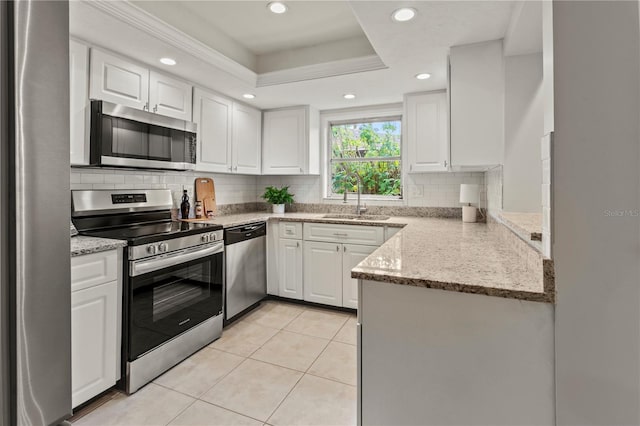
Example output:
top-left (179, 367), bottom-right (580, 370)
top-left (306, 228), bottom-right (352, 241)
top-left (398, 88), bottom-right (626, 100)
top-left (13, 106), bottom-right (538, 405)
top-left (71, 281), bottom-right (118, 407)
top-left (278, 238), bottom-right (303, 300)
top-left (271, 222), bottom-right (384, 309)
top-left (342, 244), bottom-right (377, 309)
top-left (303, 241), bottom-right (343, 307)
top-left (71, 249), bottom-right (121, 408)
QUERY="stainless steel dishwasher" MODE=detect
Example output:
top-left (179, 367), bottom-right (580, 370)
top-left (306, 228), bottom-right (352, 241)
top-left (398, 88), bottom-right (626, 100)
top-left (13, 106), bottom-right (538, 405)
top-left (224, 222), bottom-right (267, 322)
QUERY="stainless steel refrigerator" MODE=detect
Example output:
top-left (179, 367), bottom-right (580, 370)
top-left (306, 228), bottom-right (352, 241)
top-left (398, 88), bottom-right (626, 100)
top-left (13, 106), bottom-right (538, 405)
top-left (1, 1), bottom-right (72, 425)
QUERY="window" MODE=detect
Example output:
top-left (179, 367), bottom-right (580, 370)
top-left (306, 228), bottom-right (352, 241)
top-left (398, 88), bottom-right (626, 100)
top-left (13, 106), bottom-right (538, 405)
top-left (329, 117), bottom-right (402, 198)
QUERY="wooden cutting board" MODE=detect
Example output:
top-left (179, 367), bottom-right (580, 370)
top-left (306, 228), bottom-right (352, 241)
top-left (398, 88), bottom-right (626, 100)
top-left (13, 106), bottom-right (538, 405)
top-left (195, 177), bottom-right (217, 217)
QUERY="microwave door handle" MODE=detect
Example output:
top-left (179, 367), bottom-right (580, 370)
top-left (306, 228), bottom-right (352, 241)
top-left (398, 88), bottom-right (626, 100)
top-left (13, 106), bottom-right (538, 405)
top-left (130, 242), bottom-right (224, 277)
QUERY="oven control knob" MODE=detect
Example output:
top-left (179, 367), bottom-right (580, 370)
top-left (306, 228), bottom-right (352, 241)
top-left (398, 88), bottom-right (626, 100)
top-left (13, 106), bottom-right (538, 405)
top-left (146, 245), bottom-right (157, 255)
top-left (201, 234), bottom-right (210, 243)
top-left (209, 233), bottom-right (217, 241)
top-left (158, 243), bottom-right (169, 253)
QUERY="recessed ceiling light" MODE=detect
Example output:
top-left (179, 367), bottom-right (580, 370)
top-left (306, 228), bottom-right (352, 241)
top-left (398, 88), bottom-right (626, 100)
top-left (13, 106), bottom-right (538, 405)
top-left (415, 73), bottom-right (431, 80)
top-left (343, 94), bottom-right (356, 100)
top-left (392, 7), bottom-right (416, 22)
top-left (159, 57), bottom-right (176, 66)
top-left (268, 1), bottom-right (287, 14)
top-left (243, 93), bottom-right (256, 99)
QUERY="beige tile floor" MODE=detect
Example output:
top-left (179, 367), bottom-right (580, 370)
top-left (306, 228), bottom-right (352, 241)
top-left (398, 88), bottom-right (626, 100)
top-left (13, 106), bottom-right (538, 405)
top-left (72, 300), bottom-right (357, 426)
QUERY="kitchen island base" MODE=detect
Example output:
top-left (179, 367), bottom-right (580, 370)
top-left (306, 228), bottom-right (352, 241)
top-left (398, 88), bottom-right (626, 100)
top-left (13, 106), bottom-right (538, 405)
top-left (358, 280), bottom-right (554, 426)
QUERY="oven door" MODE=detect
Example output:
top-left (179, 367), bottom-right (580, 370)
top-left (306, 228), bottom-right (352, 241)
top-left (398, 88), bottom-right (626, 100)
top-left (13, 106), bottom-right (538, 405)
top-left (90, 100), bottom-right (197, 171)
top-left (128, 242), bottom-right (223, 361)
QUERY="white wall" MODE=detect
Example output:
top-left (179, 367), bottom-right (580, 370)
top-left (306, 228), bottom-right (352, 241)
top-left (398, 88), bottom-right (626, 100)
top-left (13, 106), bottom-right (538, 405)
top-left (503, 53), bottom-right (543, 213)
top-left (71, 168), bottom-right (258, 209)
top-left (553, 2), bottom-right (640, 424)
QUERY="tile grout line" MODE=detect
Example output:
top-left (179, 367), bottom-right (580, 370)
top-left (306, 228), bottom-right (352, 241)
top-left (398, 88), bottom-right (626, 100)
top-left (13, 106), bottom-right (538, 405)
top-left (162, 396), bottom-right (198, 426)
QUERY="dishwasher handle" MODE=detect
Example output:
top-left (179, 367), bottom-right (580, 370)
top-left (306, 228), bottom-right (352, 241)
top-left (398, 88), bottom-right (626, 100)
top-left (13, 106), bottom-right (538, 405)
top-left (225, 222), bottom-right (267, 245)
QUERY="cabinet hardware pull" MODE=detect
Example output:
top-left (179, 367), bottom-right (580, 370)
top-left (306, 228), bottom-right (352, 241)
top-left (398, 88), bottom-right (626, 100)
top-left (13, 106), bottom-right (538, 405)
top-left (333, 232), bottom-right (348, 237)
top-left (444, 160), bottom-right (448, 167)
top-left (296, 242), bottom-right (299, 247)
top-left (344, 246), bottom-right (346, 252)
top-left (300, 167), bottom-right (303, 172)
top-left (153, 104), bottom-right (158, 113)
top-left (143, 102), bottom-right (149, 111)
top-left (337, 245), bottom-right (340, 252)
top-left (234, 166), bottom-right (238, 171)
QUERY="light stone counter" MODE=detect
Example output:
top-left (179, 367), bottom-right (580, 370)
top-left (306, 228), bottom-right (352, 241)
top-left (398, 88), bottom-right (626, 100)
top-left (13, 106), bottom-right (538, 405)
top-left (71, 235), bottom-right (127, 257)
top-left (183, 211), bottom-right (553, 303)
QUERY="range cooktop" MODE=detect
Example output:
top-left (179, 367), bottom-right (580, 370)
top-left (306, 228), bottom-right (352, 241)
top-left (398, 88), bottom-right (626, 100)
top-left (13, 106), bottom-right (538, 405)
top-left (82, 220), bottom-right (223, 246)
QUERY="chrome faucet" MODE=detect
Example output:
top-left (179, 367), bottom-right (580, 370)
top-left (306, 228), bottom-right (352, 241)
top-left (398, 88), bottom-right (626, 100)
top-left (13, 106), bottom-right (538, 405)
top-left (343, 172), bottom-right (367, 215)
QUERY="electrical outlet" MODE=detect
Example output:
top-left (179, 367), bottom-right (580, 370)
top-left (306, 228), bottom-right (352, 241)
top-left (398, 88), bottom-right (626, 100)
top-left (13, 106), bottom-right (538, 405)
top-left (409, 184), bottom-right (424, 197)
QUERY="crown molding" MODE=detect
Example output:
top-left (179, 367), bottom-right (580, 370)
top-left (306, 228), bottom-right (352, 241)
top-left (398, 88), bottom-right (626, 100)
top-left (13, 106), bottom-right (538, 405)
top-left (257, 55), bottom-right (387, 87)
top-left (85, 0), bottom-right (257, 86)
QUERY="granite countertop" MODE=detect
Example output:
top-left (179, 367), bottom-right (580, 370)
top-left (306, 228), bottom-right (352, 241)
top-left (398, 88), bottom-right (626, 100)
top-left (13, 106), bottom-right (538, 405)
top-left (194, 211), bottom-right (551, 303)
top-left (71, 235), bottom-right (127, 257)
top-left (187, 212), bottom-right (408, 228)
top-left (351, 217), bottom-right (553, 303)
top-left (500, 212), bottom-right (543, 241)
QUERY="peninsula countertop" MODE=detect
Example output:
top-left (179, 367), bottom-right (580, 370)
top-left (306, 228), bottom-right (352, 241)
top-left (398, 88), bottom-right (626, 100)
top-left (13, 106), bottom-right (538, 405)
top-left (191, 212), bottom-right (552, 303)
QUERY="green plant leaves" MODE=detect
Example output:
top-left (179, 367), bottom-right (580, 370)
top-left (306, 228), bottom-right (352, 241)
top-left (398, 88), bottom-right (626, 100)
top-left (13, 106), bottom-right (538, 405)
top-left (261, 185), bottom-right (295, 204)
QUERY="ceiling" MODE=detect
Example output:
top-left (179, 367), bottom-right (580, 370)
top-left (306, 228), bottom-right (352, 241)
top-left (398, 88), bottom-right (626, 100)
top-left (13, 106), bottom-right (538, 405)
top-left (131, 0), bottom-right (376, 73)
top-left (70, 0), bottom-right (521, 111)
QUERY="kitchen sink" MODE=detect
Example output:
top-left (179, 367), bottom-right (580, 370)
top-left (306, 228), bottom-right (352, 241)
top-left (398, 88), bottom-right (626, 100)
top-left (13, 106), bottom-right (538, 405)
top-left (322, 214), bottom-right (391, 221)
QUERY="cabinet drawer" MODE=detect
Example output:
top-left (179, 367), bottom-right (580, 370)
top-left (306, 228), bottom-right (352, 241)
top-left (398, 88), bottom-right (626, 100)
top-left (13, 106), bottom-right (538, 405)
top-left (280, 222), bottom-right (303, 239)
top-left (303, 223), bottom-right (384, 246)
top-left (71, 250), bottom-right (118, 292)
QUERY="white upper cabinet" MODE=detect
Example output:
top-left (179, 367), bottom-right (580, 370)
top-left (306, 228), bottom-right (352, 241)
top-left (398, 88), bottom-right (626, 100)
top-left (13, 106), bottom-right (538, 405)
top-left (149, 71), bottom-right (193, 121)
top-left (193, 88), bottom-right (233, 173)
top-left (404, 91), bottom-right (449, 172)
top-left (194, 88), bottom-right (261, 175)
top-left (262, 106), bottom-right (319, 175)
top-left (89, 48), bottom-right (192, 121)
top-left (70, 39), bottom-right (89, 165)
top-left (449, 40), bottom-right (504, 168)
top-left (232, 102), bottom-right (262, 175)
top-left (90, 48), bottom-right (149, 110)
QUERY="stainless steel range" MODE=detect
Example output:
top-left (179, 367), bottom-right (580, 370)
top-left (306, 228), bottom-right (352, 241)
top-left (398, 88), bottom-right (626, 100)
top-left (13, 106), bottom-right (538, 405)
top-left (72, 189), bottom-right (224, 394)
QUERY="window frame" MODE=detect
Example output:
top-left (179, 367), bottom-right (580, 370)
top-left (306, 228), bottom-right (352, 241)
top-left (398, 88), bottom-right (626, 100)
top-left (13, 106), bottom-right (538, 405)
top-left (321, 105), bottom-right (404, 202)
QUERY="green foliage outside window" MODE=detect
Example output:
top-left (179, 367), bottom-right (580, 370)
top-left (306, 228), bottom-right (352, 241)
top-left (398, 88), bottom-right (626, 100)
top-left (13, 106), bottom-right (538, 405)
top-left (331, 119), bottom-right (402, 197)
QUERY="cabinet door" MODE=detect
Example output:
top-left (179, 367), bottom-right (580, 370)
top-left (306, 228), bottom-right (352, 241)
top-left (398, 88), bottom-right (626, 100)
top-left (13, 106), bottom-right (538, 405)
top-left (89, 49), bottom-right (149, 110)
top-left (149, 71), bottom-right (193, 121)
top-left (233, 102), bottom-right (262, 175)
top-left (262, 108), bottom-right (306, 175)
top-left (342, 244), bottom-right (377, 309)
top-left (70, 40), bottom-right (89, 165)
top-left (405, 91), bottom-right (449, 172)
top-left (303, 241), bottom-right (342, 307)
top-left (449, 40), bottom-right (504, 167)
top-left (72, 281), bottom-right (118, 408)
top-left (193, 88), bottom-right (232, 173)
top-left (278, 238), bottom-right (303, 300)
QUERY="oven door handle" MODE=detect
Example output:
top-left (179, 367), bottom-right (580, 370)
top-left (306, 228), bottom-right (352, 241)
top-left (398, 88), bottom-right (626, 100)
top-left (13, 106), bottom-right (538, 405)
top-left (130, 242), bottom-right (224, 277)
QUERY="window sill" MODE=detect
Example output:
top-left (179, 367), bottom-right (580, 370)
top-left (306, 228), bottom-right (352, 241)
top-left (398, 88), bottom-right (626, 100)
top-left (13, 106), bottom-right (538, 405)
top-left (323, 197), bottom-right (406, 205)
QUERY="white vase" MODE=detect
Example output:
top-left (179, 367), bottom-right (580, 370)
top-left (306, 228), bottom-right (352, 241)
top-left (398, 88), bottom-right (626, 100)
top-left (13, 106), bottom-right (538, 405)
top-left (272, 204), bottom-right (285, 214)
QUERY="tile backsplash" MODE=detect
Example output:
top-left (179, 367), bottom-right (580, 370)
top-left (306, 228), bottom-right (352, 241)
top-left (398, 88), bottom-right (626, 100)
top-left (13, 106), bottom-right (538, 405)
top-left (70, 168), bottom-right (258, 209)
top-left (485, 165), bottom-right (503, 218)
top-left (256, 172), bottom-right (485, 208)
top-left (71, 168), bottom-right (486, 211)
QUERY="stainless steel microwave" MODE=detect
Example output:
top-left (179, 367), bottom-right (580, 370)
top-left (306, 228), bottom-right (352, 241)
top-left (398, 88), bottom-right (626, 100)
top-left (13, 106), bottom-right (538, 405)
top-left (90, 100), bottom-right (197, 171)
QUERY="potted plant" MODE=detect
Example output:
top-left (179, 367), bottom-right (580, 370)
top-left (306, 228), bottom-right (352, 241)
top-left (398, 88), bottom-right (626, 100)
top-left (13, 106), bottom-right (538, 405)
top-left (261, 185), bottom-right (294, 214)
